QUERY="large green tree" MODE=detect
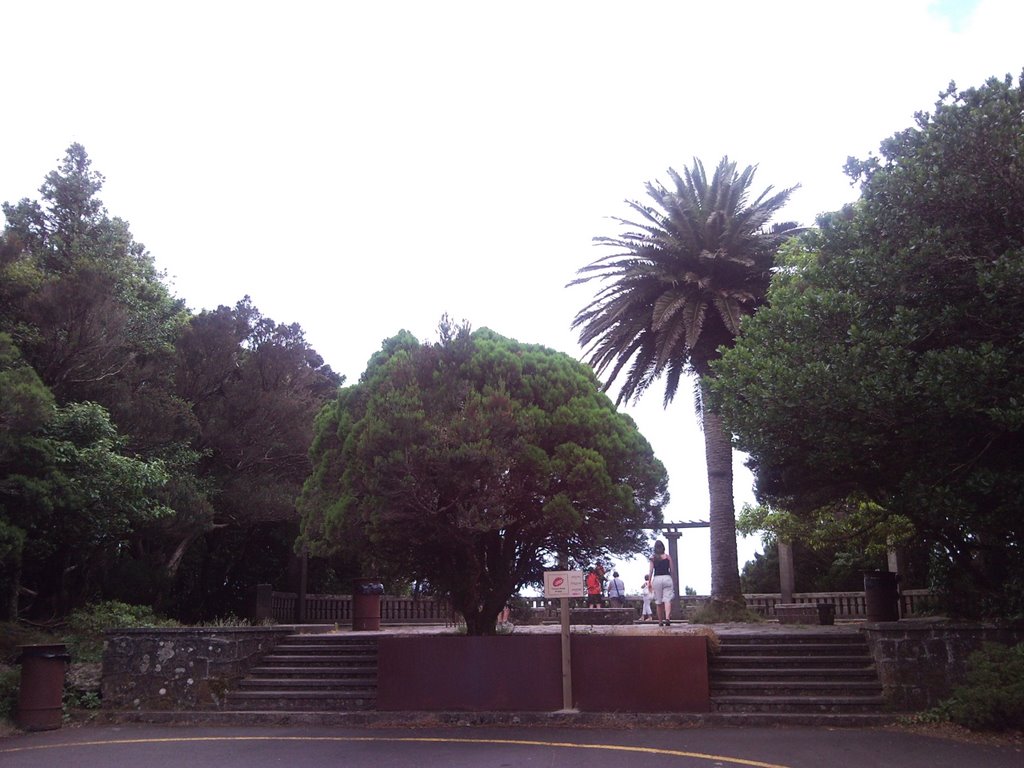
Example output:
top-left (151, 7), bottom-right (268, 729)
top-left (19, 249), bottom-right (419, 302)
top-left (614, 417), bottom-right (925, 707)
top-left (711, 74), bottom-right (1024, 617)
top-left (570, 158), bottom-right (797, 605)
top-left (1, 144), bottom-right (191, 450)
top-left (2, 146), bottom-right (343, 620)
top-left (298, 323), bottom-right (668, 634)
top-left (162, 298), bottom-right (343, 619)
top-left (0, 332), bottom-right (54, 618)
top-left (0, 353), bottom-right (172, 619)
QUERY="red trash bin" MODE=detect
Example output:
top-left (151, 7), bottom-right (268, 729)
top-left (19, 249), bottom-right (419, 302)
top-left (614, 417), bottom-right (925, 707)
top-left (352, 578), bottom-right (383, 631)
top-left (16, 644), bottom-right (70, 731)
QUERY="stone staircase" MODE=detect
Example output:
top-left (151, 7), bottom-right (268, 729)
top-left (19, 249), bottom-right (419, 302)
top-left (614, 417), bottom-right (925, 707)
top-left (225, 633), bottom-right (378, 711)
top-left (708, 631), bottom-right (896, 725)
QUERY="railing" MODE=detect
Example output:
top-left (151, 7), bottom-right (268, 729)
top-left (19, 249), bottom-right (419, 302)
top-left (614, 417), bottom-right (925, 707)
top-left (257, 585), bottom-right (452, 625)
top-left (256, 584), bottom-right (933, 624)
top-left (515, 589), bottom-right (933, 620)
top-left (730, 590), bottom-right (931, 618)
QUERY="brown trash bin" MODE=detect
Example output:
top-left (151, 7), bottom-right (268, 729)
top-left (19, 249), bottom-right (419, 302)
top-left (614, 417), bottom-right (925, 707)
top-left (352, 578), bottom-right (384, 631)
top-left (16, 643), bottom-right (70, 731)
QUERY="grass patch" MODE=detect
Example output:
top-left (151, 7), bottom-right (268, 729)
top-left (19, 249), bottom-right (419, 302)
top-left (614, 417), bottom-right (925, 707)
top-left (689, 598), bottom-right (764, 624)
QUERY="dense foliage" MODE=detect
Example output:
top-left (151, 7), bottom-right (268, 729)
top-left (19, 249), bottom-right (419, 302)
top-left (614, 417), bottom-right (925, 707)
top-left (934, 642), bottom-right (1024, 732)
top-left (741, 540), bottom-right (880, 594)
top-left (712, 74), bottom-right (1024, 617)
top-left (0, 145), bottom-right (342, 621)
top-left (298, 322), bottom-right (668, 634)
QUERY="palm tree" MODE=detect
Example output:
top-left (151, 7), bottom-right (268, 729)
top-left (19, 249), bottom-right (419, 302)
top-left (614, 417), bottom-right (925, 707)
top-left (570, 156), bottom-right (798, 604)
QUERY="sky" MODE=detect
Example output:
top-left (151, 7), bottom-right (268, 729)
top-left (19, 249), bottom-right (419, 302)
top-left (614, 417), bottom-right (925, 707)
top-left (2, 0), bottom-right (1020, 595)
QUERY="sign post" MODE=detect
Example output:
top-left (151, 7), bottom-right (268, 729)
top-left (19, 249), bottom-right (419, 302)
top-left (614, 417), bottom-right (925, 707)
top-left (544, 570), bottom-right (584, 711)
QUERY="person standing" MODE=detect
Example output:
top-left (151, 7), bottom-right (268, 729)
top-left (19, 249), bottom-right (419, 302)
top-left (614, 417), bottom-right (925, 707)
top-left (585, 567), bottom-right (603, 607)
top-left (649, 540), bottom-right (675, 626)
top-left (640, 574), bottom-right (654, 621)
top-left (607, 570), bottom-right (626, 608)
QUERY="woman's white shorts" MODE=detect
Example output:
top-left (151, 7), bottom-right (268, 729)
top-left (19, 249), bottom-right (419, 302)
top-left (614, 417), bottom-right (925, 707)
top-left (652, 574), bottom-right (674, 604)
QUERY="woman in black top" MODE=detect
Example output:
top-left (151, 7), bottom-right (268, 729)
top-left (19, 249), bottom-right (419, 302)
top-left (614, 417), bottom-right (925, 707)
top-left (648, 540), bottom-right (675, 626)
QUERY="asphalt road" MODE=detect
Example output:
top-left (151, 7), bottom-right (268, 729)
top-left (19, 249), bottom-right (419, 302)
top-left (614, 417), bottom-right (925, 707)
top-left (1, 725), bottom-right (1021, 768)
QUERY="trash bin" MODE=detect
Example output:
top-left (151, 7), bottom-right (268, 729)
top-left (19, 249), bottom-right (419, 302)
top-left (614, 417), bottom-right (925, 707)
top-left (352, 578), bottom-right (384, 631)
top-left (863, 570), bottom-right (900, 622)
top-left (16, 643), bottom-right (71, 731)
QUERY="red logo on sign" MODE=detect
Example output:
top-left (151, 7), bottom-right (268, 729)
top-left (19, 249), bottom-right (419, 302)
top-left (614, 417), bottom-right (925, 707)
top-left (553, 576), bottom-right (564, 587)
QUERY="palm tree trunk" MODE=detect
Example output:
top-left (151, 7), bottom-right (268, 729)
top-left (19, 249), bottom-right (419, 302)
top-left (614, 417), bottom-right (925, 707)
top-left (700, 381), bottom-right (743, 603)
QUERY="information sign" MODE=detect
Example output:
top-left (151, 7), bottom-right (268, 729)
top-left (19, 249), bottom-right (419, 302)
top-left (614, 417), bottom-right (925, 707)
top-left (543, 570), bottom-right (585, 598)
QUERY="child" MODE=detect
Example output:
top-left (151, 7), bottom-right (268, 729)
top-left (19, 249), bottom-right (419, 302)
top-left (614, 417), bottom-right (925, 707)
top-left (640, 574), bottom-right (654, 621)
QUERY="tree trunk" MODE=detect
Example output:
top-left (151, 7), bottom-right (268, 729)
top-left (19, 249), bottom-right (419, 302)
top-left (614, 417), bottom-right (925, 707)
top-left (5, 562), bottom-right (21, 621)
top-left (701, 385), bottom-right (743, 603)
top-left (461, 605), bottom-right (499, 636)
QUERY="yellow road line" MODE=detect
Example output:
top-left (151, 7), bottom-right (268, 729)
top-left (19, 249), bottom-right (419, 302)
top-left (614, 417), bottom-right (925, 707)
top-left (0, 734), bottom-right (792, 767)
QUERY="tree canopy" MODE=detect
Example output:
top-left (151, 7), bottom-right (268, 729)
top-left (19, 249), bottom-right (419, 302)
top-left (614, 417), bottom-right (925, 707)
top-left (711, 73), bottom-right (1024, 617)
top-left (298, 322), bottom-right (668, 634)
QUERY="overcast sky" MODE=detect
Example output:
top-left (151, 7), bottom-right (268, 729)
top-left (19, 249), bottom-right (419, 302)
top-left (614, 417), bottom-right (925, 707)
top-left (2, 1), bottom-right (1020, 593)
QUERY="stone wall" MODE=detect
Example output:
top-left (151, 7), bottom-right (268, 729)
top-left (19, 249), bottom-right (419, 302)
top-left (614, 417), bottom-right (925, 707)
top-left (863, 618), bottom-right (1024, 710)
top-left (102, 627), bottom-right (291, 710)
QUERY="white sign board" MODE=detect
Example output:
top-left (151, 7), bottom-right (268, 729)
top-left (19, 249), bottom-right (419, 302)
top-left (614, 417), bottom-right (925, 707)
top-left (544, 570), bottom-right (585, 598)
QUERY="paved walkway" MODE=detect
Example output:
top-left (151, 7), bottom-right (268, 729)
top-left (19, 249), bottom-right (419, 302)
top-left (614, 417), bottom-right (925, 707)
top-left (2, 723), bottom-right (1021, 768)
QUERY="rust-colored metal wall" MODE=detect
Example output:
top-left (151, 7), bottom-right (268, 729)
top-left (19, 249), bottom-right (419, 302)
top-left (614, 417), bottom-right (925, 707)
top-left (377, 634), bottom-right (709, 712)
top-left (378, 635), bottom-right (562, 711)
top-left (571, 634), bottom-right (709, 712)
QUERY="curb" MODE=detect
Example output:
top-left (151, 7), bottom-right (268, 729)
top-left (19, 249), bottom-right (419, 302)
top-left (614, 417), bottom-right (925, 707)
top-left (87, 709), bottom-right (903, 730)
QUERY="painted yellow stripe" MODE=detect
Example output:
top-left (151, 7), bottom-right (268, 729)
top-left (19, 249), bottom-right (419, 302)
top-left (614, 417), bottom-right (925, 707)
top-left (0, 734), bottom-right (792, 767)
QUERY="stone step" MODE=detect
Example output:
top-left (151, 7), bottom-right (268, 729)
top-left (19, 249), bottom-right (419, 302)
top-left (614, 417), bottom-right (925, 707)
top-left (273, 643), bottom-right (376, 653)
top-left (226, 634), bottom-right (379, 713)
top-left (711, 681), bottom-right (883, 697)
top-left (712, 654), bottom-right (873, 668)
top-left (249, 665), bottom-right (377, 678)
top-left (718, 632), bottom-right (865, 643)
top-left (715, 642), bottom-right (870, 655)
top-left (239, 677), bottom-right (376, 689)
top-left (711, 695), bottom-right (888, 714)
top-left (274, 638), bottom-right (378, 651)
top-left (260, 654), bottom-right (377, 665)
top-left (224, 691), bottom-right (376, 712)
top-left (708, 671), bottom-right (876, 684)
top-left (709, 632), bottom-right (884, 716)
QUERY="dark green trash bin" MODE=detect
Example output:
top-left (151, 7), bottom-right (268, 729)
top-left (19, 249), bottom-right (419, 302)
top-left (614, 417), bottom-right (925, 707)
top-left (16, 644), bottom-right (71, 731)
top-left (863, 570), bottom-right (900, 622)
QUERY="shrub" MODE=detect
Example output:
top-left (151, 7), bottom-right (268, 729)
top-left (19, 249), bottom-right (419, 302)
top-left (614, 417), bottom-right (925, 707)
top-left (63, 601), bottom-right (179, 663)
top-left (63, 689), bottom-right (101, 711)
top-left (934, 642), bottom-right (1024, 731)
top-left (0, 667), bottom-right (19, 721)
